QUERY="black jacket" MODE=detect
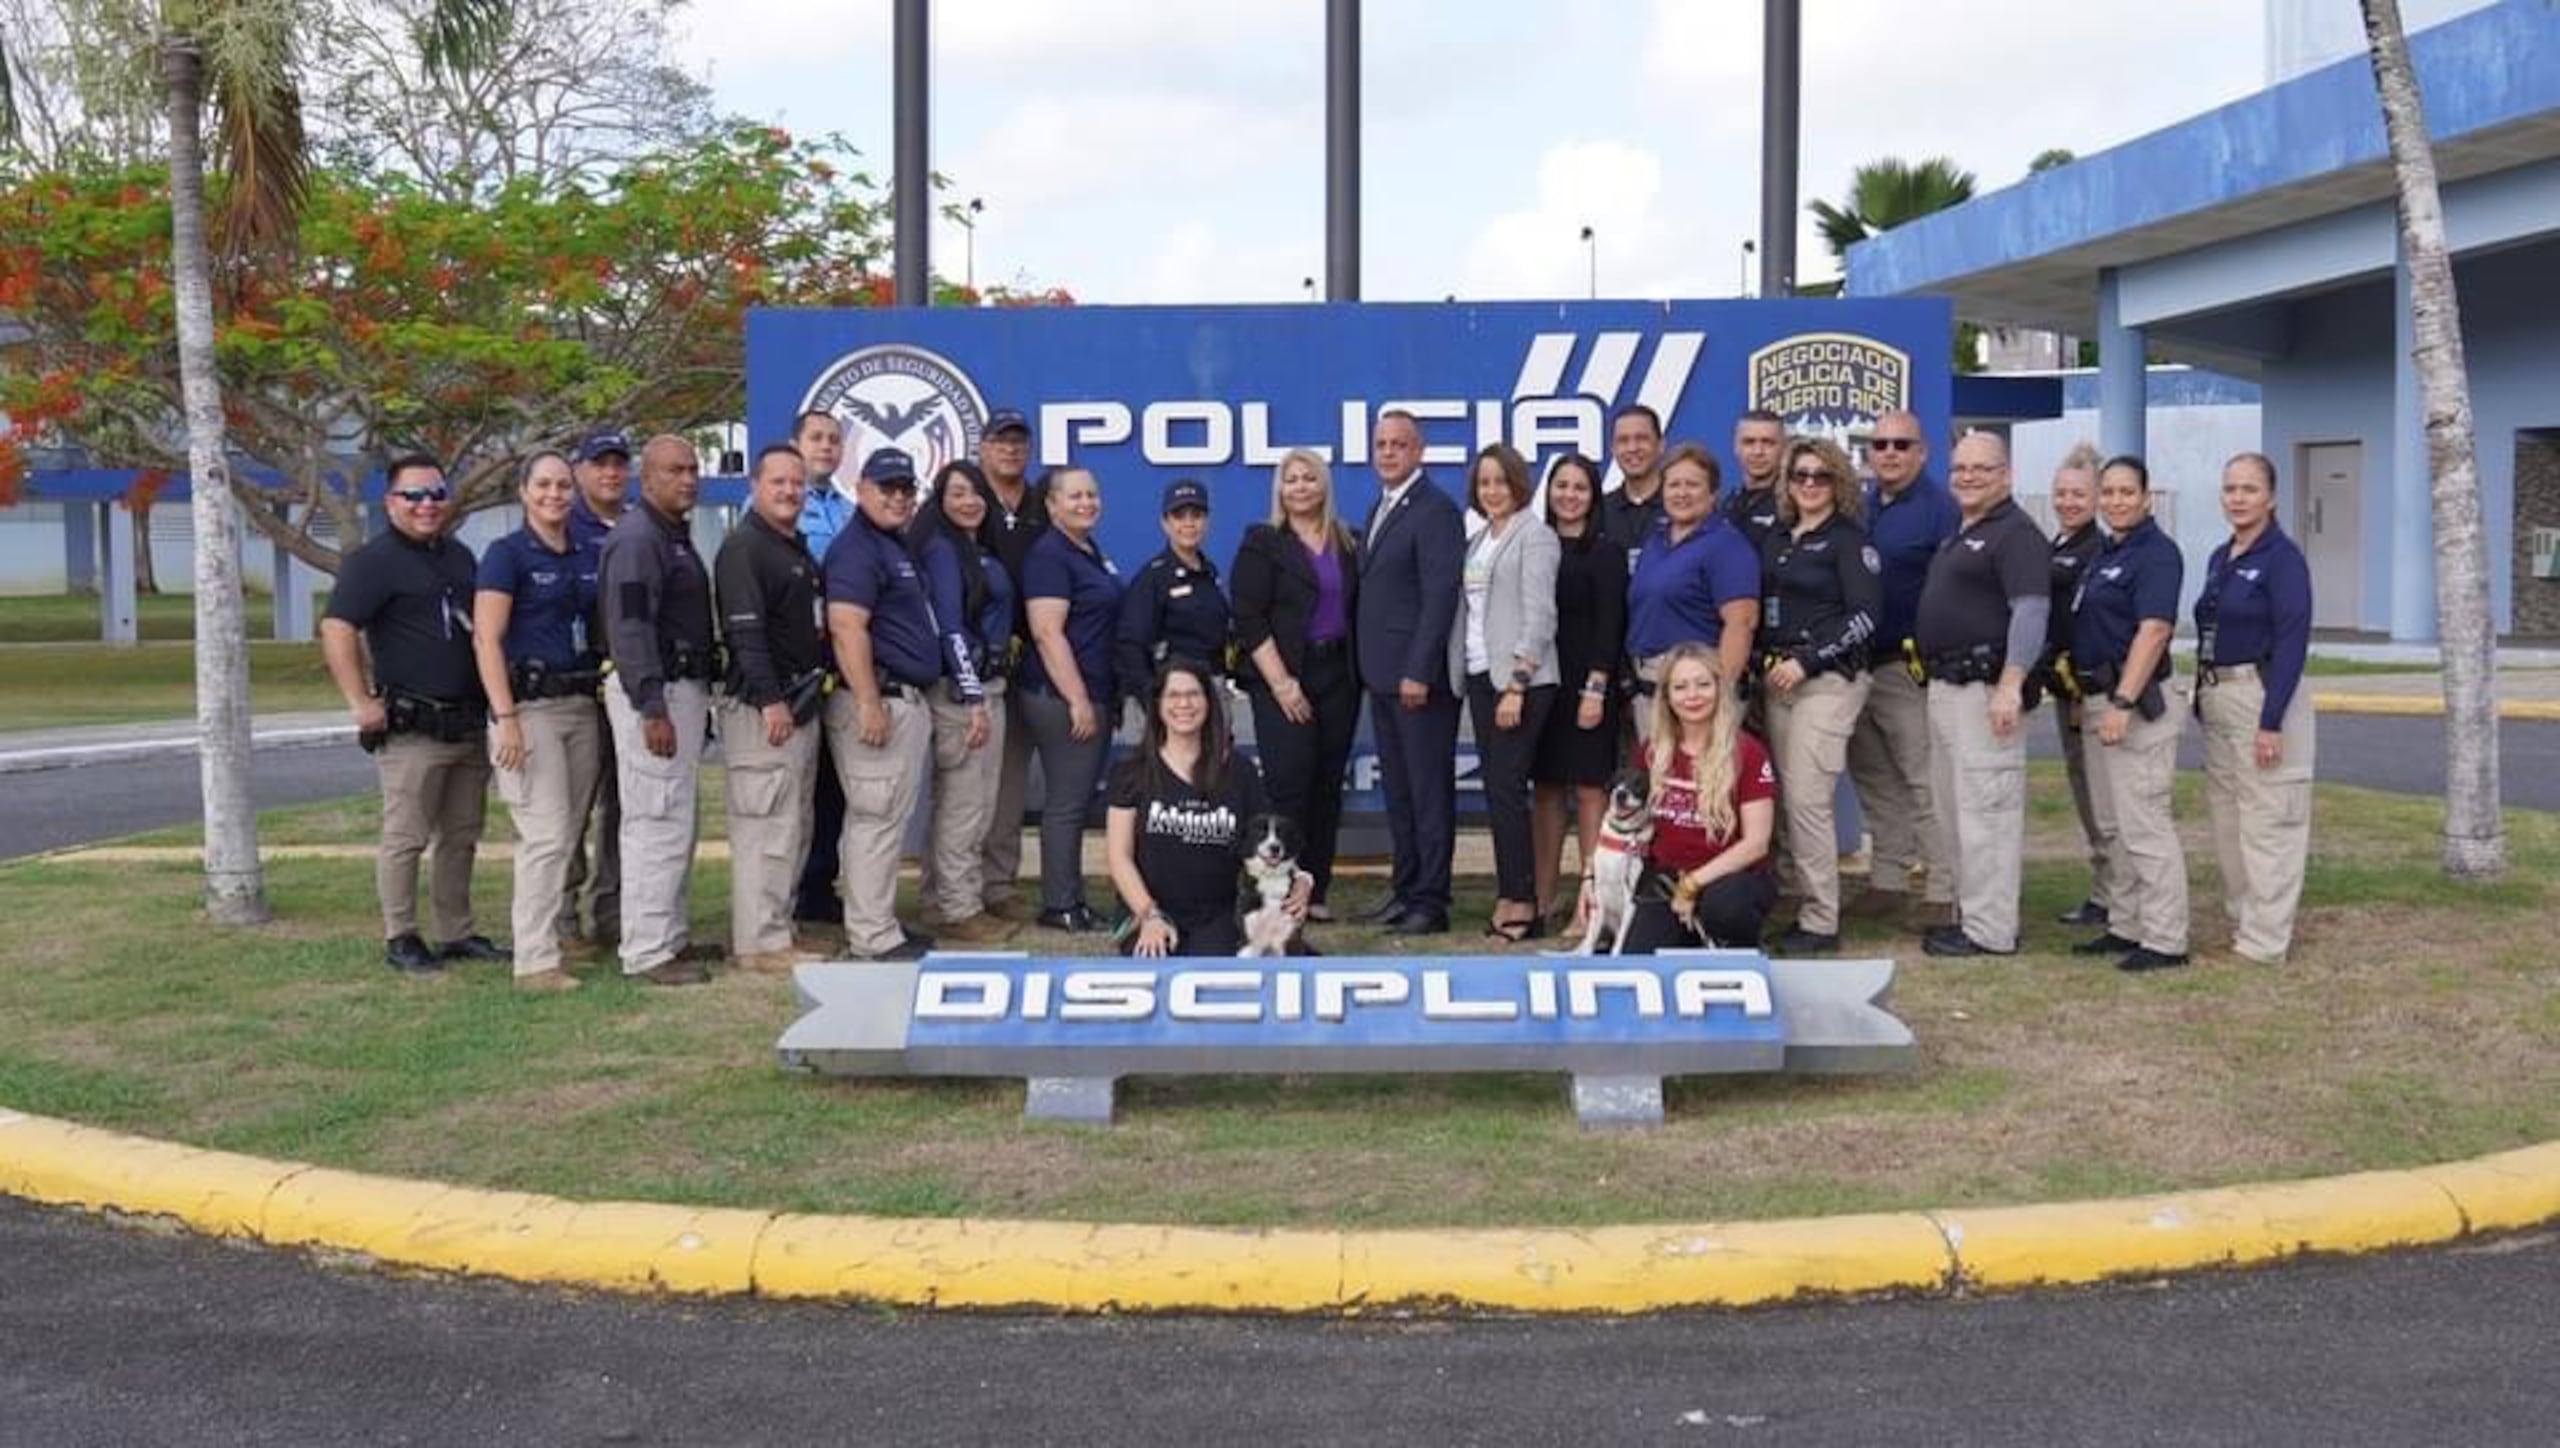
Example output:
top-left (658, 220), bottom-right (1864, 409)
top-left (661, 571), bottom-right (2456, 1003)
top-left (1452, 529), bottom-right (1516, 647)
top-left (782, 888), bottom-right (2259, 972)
top-left (1230, 522), bottom-right (1359, 684)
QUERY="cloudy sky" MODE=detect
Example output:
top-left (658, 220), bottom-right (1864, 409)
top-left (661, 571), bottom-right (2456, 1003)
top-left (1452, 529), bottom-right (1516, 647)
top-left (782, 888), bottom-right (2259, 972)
top-left (679, 1), bottom-right (2389, 305)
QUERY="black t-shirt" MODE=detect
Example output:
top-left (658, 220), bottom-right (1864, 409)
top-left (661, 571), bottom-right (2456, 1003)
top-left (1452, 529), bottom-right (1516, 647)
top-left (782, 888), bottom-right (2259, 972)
top-left (2046, 522), bottom-right (2103, 656)
top-left (1108, 750), bottom-right (1268, 924)
top-left (1915, 497), bottom-right (2047, 658)
top-left (325, 528), bottom-right (483, 704)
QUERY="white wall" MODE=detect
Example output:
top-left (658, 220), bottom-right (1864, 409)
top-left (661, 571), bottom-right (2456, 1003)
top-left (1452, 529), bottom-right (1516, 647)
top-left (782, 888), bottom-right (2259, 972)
top-left (2011, 403), bottom-right (2265, 622)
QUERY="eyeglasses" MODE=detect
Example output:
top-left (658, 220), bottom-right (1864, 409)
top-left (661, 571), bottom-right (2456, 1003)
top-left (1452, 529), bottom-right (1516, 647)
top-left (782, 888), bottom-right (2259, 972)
top-left (391, 487), bottom-right (451, 504)
top-left (1869, 438), bottom-right (1918, 453)
top-left (1789, 468), bottom-right (1834, 485)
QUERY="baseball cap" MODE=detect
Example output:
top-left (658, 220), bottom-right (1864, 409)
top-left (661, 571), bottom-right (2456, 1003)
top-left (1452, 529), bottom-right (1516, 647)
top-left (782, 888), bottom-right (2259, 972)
top-left (1161, 478), bottom-right (1210, 515)
top-left (574, 428), bottom-right (631, 463)
top-left (984, 408), bottom-right (1031, 437)
top-left (860, 448), bottom-right (920, 486)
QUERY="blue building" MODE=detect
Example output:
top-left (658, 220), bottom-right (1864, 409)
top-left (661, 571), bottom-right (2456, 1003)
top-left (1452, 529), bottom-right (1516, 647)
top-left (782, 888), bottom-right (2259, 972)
top-left (1849, 0), bottom-right (2560, 641)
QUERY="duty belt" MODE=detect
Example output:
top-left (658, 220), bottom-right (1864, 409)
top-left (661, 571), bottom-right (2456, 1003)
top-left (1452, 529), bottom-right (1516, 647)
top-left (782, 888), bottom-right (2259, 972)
top-left (1923, 645), bottom-right (2002, 687)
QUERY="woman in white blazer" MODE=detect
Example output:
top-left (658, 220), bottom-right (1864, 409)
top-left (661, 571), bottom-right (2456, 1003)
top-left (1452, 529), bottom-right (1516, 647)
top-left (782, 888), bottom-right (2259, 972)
top-left (1450, 443), bottom-right (1562, 943)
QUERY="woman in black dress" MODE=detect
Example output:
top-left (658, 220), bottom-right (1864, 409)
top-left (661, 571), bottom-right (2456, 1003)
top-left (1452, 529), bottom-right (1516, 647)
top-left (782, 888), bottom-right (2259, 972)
top-left (1104, 658), bottom-right (1301, 956)
top-left (1530, 451), bottom-right (1627, 926)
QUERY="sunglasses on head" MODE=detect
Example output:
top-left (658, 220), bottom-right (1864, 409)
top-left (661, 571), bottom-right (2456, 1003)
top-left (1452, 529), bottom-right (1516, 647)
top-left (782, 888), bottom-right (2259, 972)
top-left (1869, 437), bottom-right (1918, 453)
top-left (391, 487), bottom-right (451, 504)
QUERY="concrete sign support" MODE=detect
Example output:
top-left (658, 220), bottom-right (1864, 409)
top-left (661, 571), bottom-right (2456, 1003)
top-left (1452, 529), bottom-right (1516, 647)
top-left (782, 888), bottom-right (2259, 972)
top-left (64, 502), bottom-right (99, 595)
top-left (779, 952), bottom-right (1916, 1129)
top-left (100, 502), bottom-right (139, 643)
top-left (1757, 0), bottom-right (1801, 298)
top-left (1326, 0), bottom-right (1361, 301)
top-left (892, 0), bottom-right (929, 307)
top-left (272, 536), bottom-right (316, 643)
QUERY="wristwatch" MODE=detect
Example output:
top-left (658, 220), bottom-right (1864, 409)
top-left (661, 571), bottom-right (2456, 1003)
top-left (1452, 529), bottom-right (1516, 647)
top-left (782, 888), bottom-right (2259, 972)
top-left (2106, 692), bottom-right (2135, 711)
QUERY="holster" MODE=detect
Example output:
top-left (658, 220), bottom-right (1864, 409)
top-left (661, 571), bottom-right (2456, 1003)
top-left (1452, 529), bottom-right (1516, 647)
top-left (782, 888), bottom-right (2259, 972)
top-left (782, 669), bottom-right (833, 726)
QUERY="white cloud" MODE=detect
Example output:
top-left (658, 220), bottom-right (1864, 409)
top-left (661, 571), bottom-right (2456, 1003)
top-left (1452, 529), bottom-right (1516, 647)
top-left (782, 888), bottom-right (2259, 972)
top-left (1455, 141), bottom-right (1743, 302)
top-left (955, 92), bottom-right (1313, 214)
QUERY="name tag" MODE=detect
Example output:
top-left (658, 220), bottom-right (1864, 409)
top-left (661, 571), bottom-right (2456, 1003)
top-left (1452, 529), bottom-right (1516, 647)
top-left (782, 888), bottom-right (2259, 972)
top-left (1170, 585), bottom-right (1193, 599)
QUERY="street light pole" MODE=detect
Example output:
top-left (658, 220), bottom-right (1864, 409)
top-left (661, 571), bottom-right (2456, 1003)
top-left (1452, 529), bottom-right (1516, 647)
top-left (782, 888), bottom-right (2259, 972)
top-left (1580, 224), bottom-right (1596, 299)
top-left (1741, 239), bottom-right (1756, 296)
top-left (965, 197), bottom-right (985, 294)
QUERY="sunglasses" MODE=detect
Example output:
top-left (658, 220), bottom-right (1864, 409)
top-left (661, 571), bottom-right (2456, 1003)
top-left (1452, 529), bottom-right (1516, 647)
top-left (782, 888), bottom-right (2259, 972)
top-left (1869, 438), bottom-right (1918, 453)
top-left (1789, 468), bottom-right (1834, 484)
top-left (391, 487), bottom-right (451, 504)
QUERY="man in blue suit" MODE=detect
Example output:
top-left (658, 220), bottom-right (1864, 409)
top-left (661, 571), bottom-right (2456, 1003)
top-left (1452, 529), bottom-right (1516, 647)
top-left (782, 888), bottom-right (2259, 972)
top-left (1353, 409), bottom-right (1464, 935)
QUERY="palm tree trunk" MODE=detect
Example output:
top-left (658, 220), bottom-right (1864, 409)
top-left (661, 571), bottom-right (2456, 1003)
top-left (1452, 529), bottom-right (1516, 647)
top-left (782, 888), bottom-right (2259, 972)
top-left (2360, 0), bottom-right (2503, 878)
top-left (164, 33), bottom-right (271, 923)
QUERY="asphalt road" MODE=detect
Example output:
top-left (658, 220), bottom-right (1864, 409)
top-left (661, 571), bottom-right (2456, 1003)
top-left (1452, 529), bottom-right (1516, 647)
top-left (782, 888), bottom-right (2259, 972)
top-left (0, 748), bottom-right (379, 862)
top-left (1, 1200), bottom-right (2552, 1446)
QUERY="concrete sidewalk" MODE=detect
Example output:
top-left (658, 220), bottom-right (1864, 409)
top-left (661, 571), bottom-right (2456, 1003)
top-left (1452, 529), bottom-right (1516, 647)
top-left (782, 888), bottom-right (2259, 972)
top-left (0, 711), bottom-right (352, 776)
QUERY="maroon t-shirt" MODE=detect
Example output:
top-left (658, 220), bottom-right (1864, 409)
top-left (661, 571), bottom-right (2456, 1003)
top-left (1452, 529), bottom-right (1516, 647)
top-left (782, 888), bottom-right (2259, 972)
top-left (1647, 734), bottom-right (1777, 874)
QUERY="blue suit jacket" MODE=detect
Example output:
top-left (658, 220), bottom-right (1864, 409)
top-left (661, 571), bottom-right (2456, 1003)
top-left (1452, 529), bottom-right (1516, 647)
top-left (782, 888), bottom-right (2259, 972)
top-left (1353, 473), bottom-right (1465, 699)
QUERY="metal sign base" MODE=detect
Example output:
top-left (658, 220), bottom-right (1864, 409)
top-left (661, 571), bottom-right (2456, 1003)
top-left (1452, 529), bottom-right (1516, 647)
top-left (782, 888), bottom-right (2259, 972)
top-left (1026, 1077), bottom-right (1117, 1125)
top-left (1569, 1075), bottom-right (1666, 1128)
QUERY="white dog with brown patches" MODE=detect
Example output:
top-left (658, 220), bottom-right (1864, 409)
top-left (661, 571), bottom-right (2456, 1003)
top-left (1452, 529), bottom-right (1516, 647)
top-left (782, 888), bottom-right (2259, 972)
top-left (1570, 768), bottom-right (1655, 955)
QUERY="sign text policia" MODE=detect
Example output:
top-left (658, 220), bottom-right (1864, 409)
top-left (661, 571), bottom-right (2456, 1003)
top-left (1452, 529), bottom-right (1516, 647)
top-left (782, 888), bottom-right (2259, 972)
top-left (778, 953), bottom-right (1916, 1127)
top-left (746, 299), bottom-right (1954, 570)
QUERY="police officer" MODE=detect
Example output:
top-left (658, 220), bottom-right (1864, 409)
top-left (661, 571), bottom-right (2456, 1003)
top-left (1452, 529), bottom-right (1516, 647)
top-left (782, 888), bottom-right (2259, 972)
top-left (1912, 431), bottom-right (2050, 958)
top-left (1624, 441), bottom-right (1758, 731)
top-left (911, 460), bottom-right (1016, 946)
top-left (1597, 403), bottom-right (1667, 564)
top-left (790, 408), bottom-right (853, 932)
top-left (1845, 409), bottom-right (1961, 930)
top-left (716, 443), bottom-right (832, 975)
top-left (2040, 444), bottom-right (2116, 929)
top-left (821, 447), bottom-right (939, 962)
top-left (2069, 455), bottom-right (2189, 973)
top-left (597, 434), bottom-right (717, 985)
top-left (1723, 409), bottom-right (1786, 548)
top-left (1756, 436), bottom-right (1882, 956)
top-left (560, 427), bottom-right (631, 953)
top-left (1115, 477), bottom-right (1231, 722)
top-left (321, 452), bottom-right (503, 975)
top-left (471, 451), bottom-right (603, 993)
top-left (974, 407), bottom-right (1047, 923)
top-left (2194, 450), bottom-right (2316, 967)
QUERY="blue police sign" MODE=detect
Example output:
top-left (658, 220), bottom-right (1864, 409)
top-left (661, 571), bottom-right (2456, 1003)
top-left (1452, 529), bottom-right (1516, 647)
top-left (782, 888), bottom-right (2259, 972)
top-left (778, 952), bottom-right (1915, 1127)
top-left (747, 299), bottom-right (1954, 572)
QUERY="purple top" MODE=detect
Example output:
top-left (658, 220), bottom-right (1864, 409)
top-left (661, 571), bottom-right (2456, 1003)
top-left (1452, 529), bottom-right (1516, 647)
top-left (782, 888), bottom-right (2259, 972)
top-left (1306, 542), bottom-right (1347, 642)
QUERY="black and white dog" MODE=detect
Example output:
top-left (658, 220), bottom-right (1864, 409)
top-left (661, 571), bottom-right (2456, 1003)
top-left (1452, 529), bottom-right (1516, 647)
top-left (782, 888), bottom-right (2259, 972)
top-left (1237, 814), bottom-right (1313, 958)
top-left (1569, 768), bottom-right (1655, 956)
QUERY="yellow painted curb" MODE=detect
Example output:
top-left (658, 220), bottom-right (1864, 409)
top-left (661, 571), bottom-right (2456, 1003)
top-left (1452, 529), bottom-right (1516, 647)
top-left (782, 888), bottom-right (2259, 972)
top-left (2313, 691), bottom-right (2560, 721)
top-left (2, 1106), bottom-right (2554, 1313)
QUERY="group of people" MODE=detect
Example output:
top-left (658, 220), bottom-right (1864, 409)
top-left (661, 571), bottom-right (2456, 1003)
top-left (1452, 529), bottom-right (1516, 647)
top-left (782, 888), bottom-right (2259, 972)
top-left (320, 396), bottom-right (2316, 989)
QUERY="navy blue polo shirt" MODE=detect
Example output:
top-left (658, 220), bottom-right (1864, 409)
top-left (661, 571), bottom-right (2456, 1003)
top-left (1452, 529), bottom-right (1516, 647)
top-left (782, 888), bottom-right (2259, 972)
top-left (476, 526), bottom-right (599, 669)
top-left (567, 493), bottom-right (617, 553)
top-left (1019, 528), bottom-right (1125, 701)
top-left (2072, 517), bottom-right (2185, 674)
top-left (2195, 524), bottom-right (2313, 730)
top-left (823, 513), bottom-right (942, 688)
top-left (1864, 473), bottom-right (1960, 649)
top-left (1625, 514), bottom-right (1759, 658)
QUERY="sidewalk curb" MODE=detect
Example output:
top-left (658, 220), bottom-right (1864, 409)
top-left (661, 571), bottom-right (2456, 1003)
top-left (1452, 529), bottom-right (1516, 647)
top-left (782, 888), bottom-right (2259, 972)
top-left (2, 1109), bottom-right (2551, 1313)
top-left (2314, 692), bottom-right (2560, 721)
top-left (0, 726), bottom-right (354, 776)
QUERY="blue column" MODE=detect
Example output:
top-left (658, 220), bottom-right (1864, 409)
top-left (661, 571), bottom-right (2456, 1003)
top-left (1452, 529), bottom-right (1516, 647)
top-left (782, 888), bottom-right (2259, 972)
top-left (63, 502), bottom-right (99, 595)
top-left (272, 536), bottom-right (316, 643)
top-left (100, 503), bottom-right (138, 643)
top-left (2096, 268), bottom-right (2145, 461)
top-left (2388, 237), bottom-right (2437, 642)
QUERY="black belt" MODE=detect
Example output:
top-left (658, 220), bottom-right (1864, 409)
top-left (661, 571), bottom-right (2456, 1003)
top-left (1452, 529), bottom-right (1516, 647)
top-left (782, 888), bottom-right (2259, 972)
top-left (1925, 647), bottom-right (2002, 686)
top-left (1305, 637), bottom-right (1349, 660)
top-left (877, 679), bottom-right (932, 702)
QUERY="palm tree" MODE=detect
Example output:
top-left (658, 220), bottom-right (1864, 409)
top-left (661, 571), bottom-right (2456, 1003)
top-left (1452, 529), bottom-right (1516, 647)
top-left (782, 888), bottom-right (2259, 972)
top-left (7, 2), bottom-right (508, 923)
top-left (2360, 0), bottom-right (2502, 878)
top-left (1808, 156), bottom-right (1978, 260)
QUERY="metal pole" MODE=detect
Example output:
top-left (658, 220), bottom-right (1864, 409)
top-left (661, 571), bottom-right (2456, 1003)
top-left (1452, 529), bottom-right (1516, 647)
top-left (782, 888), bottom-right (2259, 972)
top-left (1581, 226), bottom-right (1596, 299)
top-left (893, 0), bottom-right (930, 306)
top-left (965, 198), bottom-right (984, 293)
top-left (1741, 239), bottom-right (1756, 297)
top-left (1325, 0), bottom-right (1360, 301)
top-left (1757, 0), bottom-right (1801, 298)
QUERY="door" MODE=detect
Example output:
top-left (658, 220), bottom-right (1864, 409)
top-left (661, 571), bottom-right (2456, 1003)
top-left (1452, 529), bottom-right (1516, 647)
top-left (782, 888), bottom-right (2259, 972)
top-left (2299, 442), bottom-right (2363, 629)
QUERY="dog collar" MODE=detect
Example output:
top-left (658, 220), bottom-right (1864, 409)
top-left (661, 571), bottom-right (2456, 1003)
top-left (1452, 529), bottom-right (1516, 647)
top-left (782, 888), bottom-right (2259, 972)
top-left (1594, 834), bottom-right (1646, 856)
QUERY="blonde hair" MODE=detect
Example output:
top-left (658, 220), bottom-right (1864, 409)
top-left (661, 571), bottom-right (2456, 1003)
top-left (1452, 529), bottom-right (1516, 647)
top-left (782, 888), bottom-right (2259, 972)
top-left (1267, 447), bottom-right (1355, 554)
top-left (1646, 642), bottom-right (1740, 842)
top-left (2057, 440), bottom-right (2103, 476)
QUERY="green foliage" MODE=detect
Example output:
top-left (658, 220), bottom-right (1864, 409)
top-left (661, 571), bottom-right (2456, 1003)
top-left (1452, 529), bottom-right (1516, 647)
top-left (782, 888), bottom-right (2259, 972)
top-left (1807, 155), bottom-right (1979, 260)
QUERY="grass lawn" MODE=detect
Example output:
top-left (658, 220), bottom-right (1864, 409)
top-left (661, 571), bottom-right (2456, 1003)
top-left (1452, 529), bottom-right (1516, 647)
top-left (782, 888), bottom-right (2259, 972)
top-left (0, 591), bottom-right (340, 644)
top-left (0, 642), bottom-right (343, 733)
top-left (3, 765), bottom-right (2554, 1229)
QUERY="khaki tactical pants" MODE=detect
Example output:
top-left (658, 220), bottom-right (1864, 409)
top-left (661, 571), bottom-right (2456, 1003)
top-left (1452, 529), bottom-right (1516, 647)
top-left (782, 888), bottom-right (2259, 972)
top-left (825, 689), bottom-right (931, 956)
top-left (491, 697), bottom-right (602, 975)
top-left (918, 679), bottom-right (1007, 923)
top-left (1849, 664), bottom-right (1948, 902)
top-left (2079, 690), bottom-right (2189, 954)
top-left (2199, 666), bottom-right (2315, 964)
top-left (2056, 701), bottom-right (2118, 914)
top-left (375, 731), bottom-right (491, 943)
top-left (979, 688), bottom-right (1035, 910)
top-left (1924, 680), bottom-right (2026, 952)
top-left (559, 707), bottom-right (620, 945)
top-left (604, 675), bottom-right (709, 974)
top-left (1766, 670), bottom-right (1870, 934)
top-left (719, 696), bottom-right (820, 957)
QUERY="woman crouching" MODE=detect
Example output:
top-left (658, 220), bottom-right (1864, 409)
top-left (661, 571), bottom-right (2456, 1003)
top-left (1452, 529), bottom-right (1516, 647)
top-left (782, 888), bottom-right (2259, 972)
top-left (1106, 659), bottom-right (1304, 956)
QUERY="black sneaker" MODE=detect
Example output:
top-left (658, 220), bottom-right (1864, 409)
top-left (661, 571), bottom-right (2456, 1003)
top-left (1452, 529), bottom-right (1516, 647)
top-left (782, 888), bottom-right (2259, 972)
top-left (1772, 927), bottom-right (1840, 955)
top-left (2116, 947), bottom-right (2192, 973)
top-left (1922, 926), bottom-right (2017, 958)
top-left (1037, 904), bottom-right (1109, 933)
top-left (859, 935), bottom-right (934, 962)
top-left (439, 935), bottom-right (511, 964)
top-left (2071, 932), bottom-right (2141, 957)
top-left (2056, 899), bottom-right (2110, 927)
top-left (384, 932), bottom-right (442, 975)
